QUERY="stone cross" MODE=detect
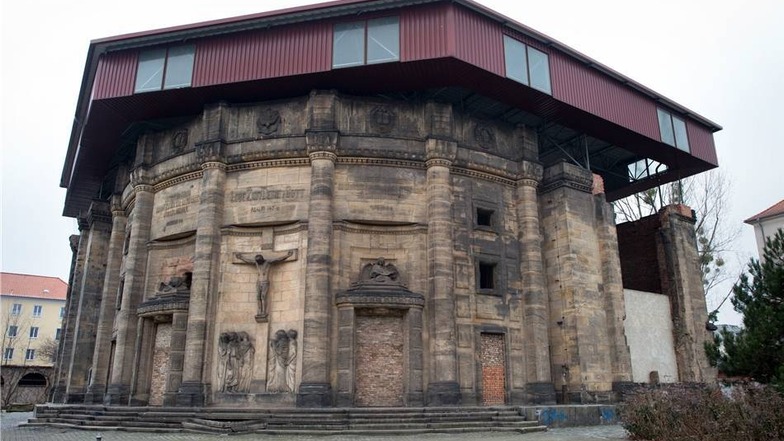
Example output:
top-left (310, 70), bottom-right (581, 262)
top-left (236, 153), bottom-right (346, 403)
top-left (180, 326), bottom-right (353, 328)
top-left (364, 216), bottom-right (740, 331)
top-left (234, 249), bottom-right (297, 322)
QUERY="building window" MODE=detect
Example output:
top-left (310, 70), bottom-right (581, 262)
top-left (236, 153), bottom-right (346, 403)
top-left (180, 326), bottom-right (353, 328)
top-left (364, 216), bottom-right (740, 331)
top-left (32, 305), bottom-right (42, 317)
top-left (3, 348), bottom-right (13, 360)
top-left (11, 303), bottom-right (22, 315)
top-left (628, 158), bottom-right (667, 182)
top-left (476, 208), bottom-right (495, 228)
top-left (333, 16), bottom-right (399, 68)
top-left (29, 327), bottom-right (39, 339)
top-left (55, 328), bottom-right (62, 340)
top-left (657, 109), bottom-right (690, 152)
top-left (25, 349), bottom-right (35, 361)
top-left (134, 45), bottom-right (195, 93)
top-left (60, 306), bottom-right (65, 318)
top-left (503, 36), bottom-right (552, 94)
top-left (7, 325), bottom-right (18, 337)
top-left (478, 262), bottom-right (496, 290)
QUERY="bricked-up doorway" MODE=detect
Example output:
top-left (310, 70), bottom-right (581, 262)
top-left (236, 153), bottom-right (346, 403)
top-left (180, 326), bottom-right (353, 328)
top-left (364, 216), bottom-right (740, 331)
top-left (480, 333), bottom-right (506, 405)
top-left (148, 322), bottom-right (172, 406)
top-left (354, 310), bottom-right (405, 407)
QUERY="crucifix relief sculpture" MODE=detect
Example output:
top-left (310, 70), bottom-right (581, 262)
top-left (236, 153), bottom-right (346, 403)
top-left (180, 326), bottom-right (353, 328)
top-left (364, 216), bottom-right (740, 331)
top-left (234, 249), bottom-right (297, 322)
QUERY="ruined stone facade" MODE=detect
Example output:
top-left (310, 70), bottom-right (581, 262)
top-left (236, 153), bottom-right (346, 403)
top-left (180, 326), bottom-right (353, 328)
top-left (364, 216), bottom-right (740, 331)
top-left (54, 91), bottom-right (714, 408)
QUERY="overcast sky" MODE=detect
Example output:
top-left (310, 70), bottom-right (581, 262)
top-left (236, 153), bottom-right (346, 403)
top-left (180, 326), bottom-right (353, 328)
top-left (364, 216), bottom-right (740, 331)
top-left (1, 0), bottom-right (782, 325)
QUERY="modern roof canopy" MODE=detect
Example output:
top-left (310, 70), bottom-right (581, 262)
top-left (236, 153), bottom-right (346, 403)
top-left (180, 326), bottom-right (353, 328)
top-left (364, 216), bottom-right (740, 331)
top-left (62, 0), bottom-right (721, 217)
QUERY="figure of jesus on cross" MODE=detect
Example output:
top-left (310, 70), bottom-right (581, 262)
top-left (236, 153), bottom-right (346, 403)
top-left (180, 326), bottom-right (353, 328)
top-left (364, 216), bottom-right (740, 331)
top-left (234, 250), bottom-right (296, 322)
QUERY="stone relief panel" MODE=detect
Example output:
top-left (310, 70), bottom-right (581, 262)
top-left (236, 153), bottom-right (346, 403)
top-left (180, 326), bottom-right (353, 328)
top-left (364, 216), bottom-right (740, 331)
top-left (144, 248), bottom-right (195, 302)
top-left (225, 100), bottom-right (307, 140)
top-left (267, 329), bottom-right (298, 393)
top-left (223, 168), bottom-right (310, 226)
top-left (150, 181), bottom-right (200, 240)
top-left (217, 331), bottom-right (255, 393)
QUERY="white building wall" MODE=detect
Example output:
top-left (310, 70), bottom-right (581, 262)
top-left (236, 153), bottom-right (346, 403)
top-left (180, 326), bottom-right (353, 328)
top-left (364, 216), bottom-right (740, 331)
top-left (623, 289), bottom-right (679, 383)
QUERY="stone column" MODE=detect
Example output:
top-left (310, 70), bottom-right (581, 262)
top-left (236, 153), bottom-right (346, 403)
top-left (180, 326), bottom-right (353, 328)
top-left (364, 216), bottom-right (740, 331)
top-left (657, 204), bottom-right (715, 382)
top-left (515, 160), bottom-right (555, 404)
top-left (105, 170), bottom-right (154, 405)
top-left (297, 90), bottom-right (338, 407)
top-left (594, 188), bottom-right (633, 391)
top-left (424, 134), bottom-right (461, 406)
top-left (177, 103), bottom-right (227, 406)
top-left (539, 161), bottom-right (615, 403)
top-left (64, 201), bottom-right (112, 403)
top-left (85, 197), bottom-right (127, 403)
top-left (51, 233), bottom-right (84, 403)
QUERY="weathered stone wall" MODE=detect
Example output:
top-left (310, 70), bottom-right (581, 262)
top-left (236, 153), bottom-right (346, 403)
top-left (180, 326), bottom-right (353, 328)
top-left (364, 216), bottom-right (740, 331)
top-left (62, 91), bottom-right (711, 409)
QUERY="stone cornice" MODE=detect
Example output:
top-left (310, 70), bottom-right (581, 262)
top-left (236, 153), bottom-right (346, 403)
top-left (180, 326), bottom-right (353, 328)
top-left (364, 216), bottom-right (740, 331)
top-left (337, 157), bottom-right (424, 170)
top-left (87, 201), bottom-right (112, 227)
top-left (228, 158), bottom-right (310, 173)
top-left (333, 221), bottom-right (427, 236)
top-left (308, 151), bottom-right (337, 162)
top-left (540, 161), bottom-right (593, 194)
top-left (147, 233), bottom-right (196, 250)
top-left (201, 161), bottom-right (227, 171)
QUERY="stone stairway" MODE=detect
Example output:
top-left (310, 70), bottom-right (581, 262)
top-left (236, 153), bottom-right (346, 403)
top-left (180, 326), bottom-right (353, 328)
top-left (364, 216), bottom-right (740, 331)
top-left (27, 405), bottom-right (547, 435)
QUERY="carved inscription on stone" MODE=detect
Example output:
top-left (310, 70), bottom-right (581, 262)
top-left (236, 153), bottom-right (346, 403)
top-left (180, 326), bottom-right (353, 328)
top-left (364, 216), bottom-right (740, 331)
top-left (230, 186), bottom-right (306, 204)
top-left (267, 329), bottom-right (298, 393)
top-left (217, 331), bottom-right (255, 393)
top-left (226, 185), bottom-right (307, 224)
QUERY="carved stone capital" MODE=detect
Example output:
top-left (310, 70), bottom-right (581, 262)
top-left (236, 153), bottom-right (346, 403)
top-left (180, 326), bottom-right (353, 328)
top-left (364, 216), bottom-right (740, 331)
top-left (87, 201), bottom-right (112, 228)
top-left (306, 130), bottom-right (338, 155)
top-left (195, 141), bottom-right (225, 164)
top-left (425, 138), bottom-right (457, 163)
top-left (201, 161), bottom-right (227, 171)
top-left (517, 161), bottom-right (543, 187)
top-left (540, 161), bottom-right (593, 194)
top-left (129, 167), bottom-right (152, 188)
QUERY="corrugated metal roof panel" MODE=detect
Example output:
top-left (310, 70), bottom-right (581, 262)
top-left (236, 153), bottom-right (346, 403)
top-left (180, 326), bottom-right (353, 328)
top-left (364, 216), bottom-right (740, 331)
top-left (93, 52), bottom-right (136, 99)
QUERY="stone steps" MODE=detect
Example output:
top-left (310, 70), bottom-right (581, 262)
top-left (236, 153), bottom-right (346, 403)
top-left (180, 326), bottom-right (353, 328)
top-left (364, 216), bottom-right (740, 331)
top-left (29, 404), bottom-right (548, 435)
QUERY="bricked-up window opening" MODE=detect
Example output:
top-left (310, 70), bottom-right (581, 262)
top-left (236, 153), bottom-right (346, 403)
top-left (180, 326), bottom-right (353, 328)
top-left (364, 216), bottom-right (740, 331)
top-left (477, 208), bottom-right (494, 227)
top-left (480, 333), bottom-right (506, 405)
top-left (134, 45), bottom-right (195, 93)
top-left (333, 16), bottom-right (399, 68)
top-left (479, 262), bottom-right (495, 290)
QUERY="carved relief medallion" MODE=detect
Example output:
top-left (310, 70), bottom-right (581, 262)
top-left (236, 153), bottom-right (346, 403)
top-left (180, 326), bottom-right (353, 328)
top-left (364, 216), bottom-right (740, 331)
top-left (370, 106), bottom-right (396, 133)
top-left (172, 129), bottom-right (188, 152)
top-left (257, 108), bottom-right (281, 135)
top-left (474, 123), bottom-right (496, 150)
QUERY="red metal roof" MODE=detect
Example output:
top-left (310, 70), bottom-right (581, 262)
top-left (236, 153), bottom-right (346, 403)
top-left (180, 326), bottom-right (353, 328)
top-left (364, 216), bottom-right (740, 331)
top-left (61, 0), bottom-right (723, 217)
top-left (744, 199), bottom-right (784, 224)
top-left (0, 272), bottom-right (68, 301)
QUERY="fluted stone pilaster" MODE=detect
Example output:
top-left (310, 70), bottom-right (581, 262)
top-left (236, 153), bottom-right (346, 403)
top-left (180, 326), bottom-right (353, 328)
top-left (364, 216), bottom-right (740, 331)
top-left (297, 129), bottom-right (337, 407)
top-left (176, 160), bottom-right (226, 406)
top-left (425, 137), bottom-right (460, 406)
top-left (515, 161), bottom-right (555, 404)
top-left (63, 201), bottom-right (112, 403)
top-left (85, 198), bottom-right (126, 404)
top-left (51, 233), bottom-right (85, 403)
top-left (105, 171), bottom-right (154, 405)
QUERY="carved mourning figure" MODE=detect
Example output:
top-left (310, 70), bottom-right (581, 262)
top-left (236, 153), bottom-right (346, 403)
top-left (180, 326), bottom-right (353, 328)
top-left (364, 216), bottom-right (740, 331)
top-left (366, 257), bottom-right (400, 284)
top-left (156, 272), bottom-right (192, 295)
top-left (267, 329), bottom-right (298, 393)
top-left (217, 331), bottom-right (255, 393)
top-left (235, 251), bottom-right (295, 319)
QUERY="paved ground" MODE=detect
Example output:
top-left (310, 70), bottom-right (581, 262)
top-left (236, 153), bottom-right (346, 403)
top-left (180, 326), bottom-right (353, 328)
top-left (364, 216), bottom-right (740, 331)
top-left (1, 411), bottom-right (629, 441)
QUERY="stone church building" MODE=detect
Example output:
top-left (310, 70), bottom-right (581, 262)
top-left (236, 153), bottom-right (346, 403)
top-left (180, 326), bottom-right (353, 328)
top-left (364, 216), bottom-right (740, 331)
top-left (54, 0), bottom-right (719, 408)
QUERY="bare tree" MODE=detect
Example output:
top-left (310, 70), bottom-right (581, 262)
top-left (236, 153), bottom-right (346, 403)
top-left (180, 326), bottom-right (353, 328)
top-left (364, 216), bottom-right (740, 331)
top-left (613, 169), bottom-right (741, 299)
top-left (36, 337), bottom-right (59, 363)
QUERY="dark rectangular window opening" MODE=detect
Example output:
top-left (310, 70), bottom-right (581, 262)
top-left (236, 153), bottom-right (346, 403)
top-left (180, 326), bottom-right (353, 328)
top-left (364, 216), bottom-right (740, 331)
top-left (477, 208), bottom-right (494, 227)
top-left (479, 262), bottom-right (496, 290)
